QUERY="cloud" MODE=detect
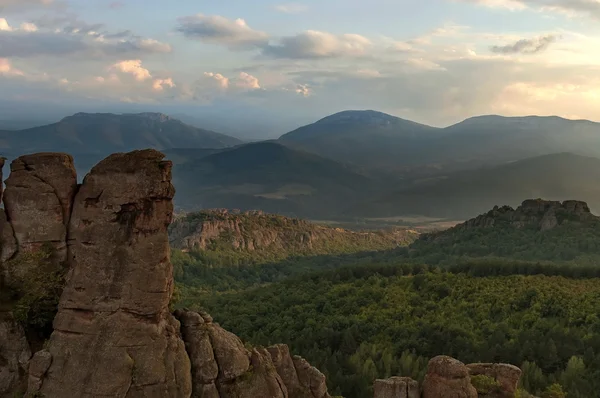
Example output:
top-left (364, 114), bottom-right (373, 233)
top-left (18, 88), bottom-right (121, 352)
top-left (177, 14), bottom-right (269, 49)
top-left (236, 72), bottom-right (261, 89)
top-left (457, 0), bottom-right (600, 19)
top-left (274, 3), bottom-right (308, 13)
top-left (0, 0), bottom-right (55, 12)
top-left (203, 71), bottom-right (262, 91)
top-left (0, 57), bottom-right (23, 76)
top-left (108, 1), bottom-right (124, 9)
top-left (204, 72), bottom-right (230, 89)
top-left (264, 31), bottom-right (371, 59)
top-left (490, 34), bottom-right (559, 54)
top-left (110, 60), bottom-right (152, 81)
top-left (153, 78), bottom-right (175, 91)
top-left (0, 16), bottom-right (172, 59)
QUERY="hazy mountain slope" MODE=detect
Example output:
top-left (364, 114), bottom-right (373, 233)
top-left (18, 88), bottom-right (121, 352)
top-left (279, 110), bottom-right (442, 170)
top-left (352, 153), bottom-right (600, 219)
top-left (280, 111), bottom-right (600, 173)
top-left (171, 141), bottom-right (378, 217)
top-left (0, 112), bottom-right (242, 156)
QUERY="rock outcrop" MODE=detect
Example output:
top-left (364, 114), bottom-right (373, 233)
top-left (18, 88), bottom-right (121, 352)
top-left (457, 199), bottom-right (597, 232)
top-left (169, 209), bottom-right (415, 256)
top-left (0, 150), bottom-right (333, 398)
top-left (373, 377), bottom-right (419, 398)
top-left (3, 153), bottom-right (77, 261)
top-left (422, 356), bottom-right (478, 398)
top-left (467, 363), bottom-right (522, 398)
top-left (27, 150), bottom-right (192, 398)
top-left (176, 308), bottom-right (331, 398)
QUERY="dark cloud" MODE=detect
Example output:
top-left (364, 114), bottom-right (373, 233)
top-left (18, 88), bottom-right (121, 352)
top-left (490, 35), bottom-right (558, 54)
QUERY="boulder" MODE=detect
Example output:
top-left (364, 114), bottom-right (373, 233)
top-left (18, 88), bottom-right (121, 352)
top-left (373, 377), bottom-right (419, 398)
top-left (422, 356), bottom-right (477, 398)
top-left (467, 363), bottom-right (521, 397)
top-left (268, 344), bottom-right (302, 395)
top-left (27, 150), bottom-right (192, 398)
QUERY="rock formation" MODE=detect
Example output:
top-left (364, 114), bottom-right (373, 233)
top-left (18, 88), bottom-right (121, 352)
top-left (457, 199), bottom-right (597, 232)
top-left (169, 209), bottom-right (415, 255)
top-left (0, 150), bottom-right (334, 398)
top-left (467, 363), bottom-right (522, 398)
top-left (26, 150), bottom-right (192, 398)
top-left (421, 356), bottom-right (478, 398)
top-left (373, 377), bottom-right (419, 398)
top-left (176, 308), bottom-right (330, 398)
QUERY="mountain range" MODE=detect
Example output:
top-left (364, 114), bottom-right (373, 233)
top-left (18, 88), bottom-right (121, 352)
top-left (3, 109), bottom-right (600, 220)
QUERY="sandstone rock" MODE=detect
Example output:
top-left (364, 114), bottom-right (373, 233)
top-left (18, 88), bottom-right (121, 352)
top-left (3, 153), bottom-right (77, 261)
top-left (422, 356), bottom-right (477, 398)
top-left (176, 309), bottom-right (219, 388)
top-left (373, 377), bottom-right (419, 398)
top-left (207, 322), bottom-right (251, 381)
top-left (29, 150), bottom-right (192, 398)
top-left (268, 344), bottom-right (302, 395)
top-left (0, 313), bottom-right (32, 397)
top-left (467, 363), bottom-right (522, 398)
top-left (217, 348), bottom-right (287, 398)
top-left (293, 356), bottom-right (331, 398)
top-left (0, 210), bottom-right (17, 263)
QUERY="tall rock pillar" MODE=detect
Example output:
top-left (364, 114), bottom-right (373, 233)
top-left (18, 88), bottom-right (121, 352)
top-left (28, 150), bottom-right (192, 398)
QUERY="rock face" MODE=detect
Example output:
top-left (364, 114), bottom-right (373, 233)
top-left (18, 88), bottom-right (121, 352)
top-left (3, 153), bottom-right (77, 261)
top-left (0, 313), bottom-right (32, 397)
top-left (467, 363), bottom-right (522, 398)
top-left (457, 199), bottom-right (597, 232)
top-left (373, 377), bottom-right (419, 398)
top-left (422, 356), bottom-right (478, 398)
top-left (169, 209), bottom-right (415, 255)
top-left (27, 150), bottom-right (192, 398)
top-left (176, 308), bottom-right (332, 398)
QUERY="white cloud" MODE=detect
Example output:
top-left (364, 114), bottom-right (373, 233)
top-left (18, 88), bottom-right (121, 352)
top-left (265, 31), bottom-right (372, 58)
top-left (236, 72), bottom-right (261, 89)
top-left (203, 71), bottom-right (262, 91)
top-left (0, 18), bottom-right (12, 31)
top-left (274, 3), bottom-right (308, 13)
top-left (456, 0), bottom-right (600, 19)
top-left (110, 60), bottom-right (152, 81)
top-left (177, 14), bottom-right (269, 49)
top-left (153, 77), bottom-right (175, 91)
top-left (204, 72), bottom-right (230, 89)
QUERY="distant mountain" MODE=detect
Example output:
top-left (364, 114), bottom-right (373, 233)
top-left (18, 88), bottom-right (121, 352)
top-left (170, 141), bottom-right (378, 217)
top-left (0, 112), bottom-right (242, 156)
top-left (0, 112), bottom-right (243, 179)
top-left (279, 110), bottom-right (442, 171)
top-left (279, 111), bottom-right (600, 173)
top-left (351, 153), bottom-right (600, 219)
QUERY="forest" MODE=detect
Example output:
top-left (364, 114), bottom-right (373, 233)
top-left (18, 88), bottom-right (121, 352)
top-left (173, 209), bottom-right (600, 398)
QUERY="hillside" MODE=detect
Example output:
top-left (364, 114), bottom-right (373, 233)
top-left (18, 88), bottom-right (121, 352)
top-left (279, 111), bottom-right (600, 174)
top-left (407, 199), bottom-right (600, 266)
top-left (0, 112), bottom-right (242, 177)
top-left (171, 141), bottom-right (380, 217)
top-left (169, 208), bottom-right (417, 290)
top-left (353, 153), bottom-right (600, 219)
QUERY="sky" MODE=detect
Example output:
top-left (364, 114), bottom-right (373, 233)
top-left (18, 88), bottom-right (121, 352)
top-left (1, 0), bottom-right (600, 136)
